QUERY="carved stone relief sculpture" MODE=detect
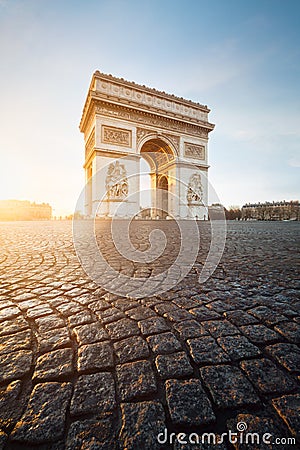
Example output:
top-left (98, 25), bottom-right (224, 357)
top-left (105, 161), bottom-right (129, 199)
top-left (187, 173), bottom-right (203, 205)
top-left (102, 125), bottom-right (131, 147)
top-left (184, 143), bottom-right (205, 160)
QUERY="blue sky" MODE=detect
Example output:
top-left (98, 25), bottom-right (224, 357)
top-left (0, 0), bottom-right (299, 215)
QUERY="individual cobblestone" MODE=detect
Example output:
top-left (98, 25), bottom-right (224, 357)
top-left (154, 302), bottom-right (177, 315)
top-left (35, 314), bottom-right (65, 332)
top-left (0, 380), bottom-right (22, 431)
top-left (174, 319), bottom-right (208, 340)
top-left (248, 306), bottom-right (288, 326)
top-left (172, 296), bottom-right (199, 309)
top-left (240, 358), bottom-right (297, 394)
top-left (0, 306), bottom-right (20, 321)
top-left (265, 343), bottom-right (300, 373)
top-left (0, 316), bottom-right (29, 336)
top-left (273, 303), bottom-right (298, 318)
top-left (272, 393), bottom-right (300, 439)
top-left (96, 307), bottom-right (125, 324)
top-left (203, 320), bottom-right (240, 338)
top-left (125, 305), bottom-right (156, 320)
top-left (88, 298), bottom-right (110, 312)
top-left (106, 317), bottom-right (140, 340)
top-left (73, 322), bottom-right (109, 345)
top-left (46, 297), bottom-right (67, 308)
top-left (11, 382), bottom-right (72, 443)
top-left (56, 302), bottom-right (83, 316)
top-left (67, 310), bottom-right (94, 327)
top-left (138, 316), bottom-right (170, 335)
top-left (113, 298), bottom-right (138, 311)
top-left (26, 304), bottom-right (53, 318)
top-left (78, 342), bottom-right (114, 372)
top-left (189, 306), bottom-right (221, 321)
top-left (240, 324), bottom-right (281, 344)
top-left (33, 348), bottom-right (73, 381)
top-left (114, 335), bottom-right (149, 363)
top-left (117, 360), bottom-right (157, 401)
top-left (163, 308), bottom-right (195, 322)
top-left (217, 335), bottom-right (261, 360)
top-left (17, 299), bottom-right (42, 311)
top-left (37, 327), bottom-right (71, 353)
top-left (224, 309), bottom-right (259, 326)
top-left (206, 299), bottom-right (236, 314)
top-left (70, 372), bottom-right (116, 415)
top-left (147, 332), bottom-right (182, 355)
top-left (274, 321), bottom-right (300, 343)
top-left (155, 351), bottom-right (194, 379)
top-left (0, 350), bottom-right (33, 382)
top-left (165, 379), bottom-right (216, 426)
top-left (200, 365), bottom-right (260, 408)
top-left (187, 336), bottom-right (230, 365)
top-left (0, 330), bottom-right (31, 355)
top-left (120, 401), bottom-right (166, 450)
top-left (66, 414), bottom-right (117, 450)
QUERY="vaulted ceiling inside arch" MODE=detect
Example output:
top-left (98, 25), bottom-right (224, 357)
top-left (140, 139), bottom-right (175, 171)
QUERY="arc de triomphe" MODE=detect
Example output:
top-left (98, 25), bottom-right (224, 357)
top-left (80, 71), bottom-right (215, 219)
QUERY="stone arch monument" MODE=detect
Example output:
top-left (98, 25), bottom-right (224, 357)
top-left (79, 71), bottom-right (215, 219)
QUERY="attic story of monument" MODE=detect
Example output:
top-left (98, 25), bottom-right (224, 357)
top-left (80, 71), bottom-right (215, 219)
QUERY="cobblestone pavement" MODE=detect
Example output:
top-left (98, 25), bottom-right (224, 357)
top-left (0, 220), bottom-right (299, 449)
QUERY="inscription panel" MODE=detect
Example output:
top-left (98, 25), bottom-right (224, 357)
top-left (102, 125), bottom-right (132, 147)
top-left (184, 143), bottom-right (205, 160)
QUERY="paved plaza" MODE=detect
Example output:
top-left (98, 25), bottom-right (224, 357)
top-left (0, 220), bottom-right (299, 449)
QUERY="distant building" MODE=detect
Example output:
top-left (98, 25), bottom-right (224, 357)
top-left (0, 200), bottom-right (52, 221)
top-left (241, 201), bottom-right (299, 221)
top-left (208, 204), bottom-right (226, 220)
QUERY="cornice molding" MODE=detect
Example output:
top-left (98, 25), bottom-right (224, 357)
top-left (81, 99), bottom-right (213, 140)
top-left (84, 148), bottom-right (140, 168)
top-left (176, 160), bottom-right (210, 170)
top-left (80, 72), bottom-right (215, 135)
top-left (93, 70), bottom-right (209, 110)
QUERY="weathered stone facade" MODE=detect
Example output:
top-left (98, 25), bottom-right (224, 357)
top-left (80, 71), bottom-right (215, 219)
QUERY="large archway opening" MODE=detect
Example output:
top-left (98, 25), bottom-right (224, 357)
top-left (140, 138), bottom-right (176, 219)
top-left (157, 175), bottom-right (168, 219)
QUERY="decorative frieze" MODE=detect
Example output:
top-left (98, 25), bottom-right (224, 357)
top-left (184, 143), bottom-right (205, 160)
top-left (94, 74), bottom-right (209, 123)
top-left (102, 125), bottom-right (132, 147)
top-left (96, 103), bottom-right (209, 139)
